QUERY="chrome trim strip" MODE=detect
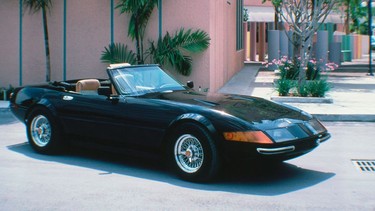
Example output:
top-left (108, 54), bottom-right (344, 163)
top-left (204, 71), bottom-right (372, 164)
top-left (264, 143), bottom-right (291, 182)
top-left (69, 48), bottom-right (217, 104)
top-left (316, 133), bottom-right (331, 144)
top-left (257, 146), bottom-right (295, 155)
top-left (63, 96), bottom-right (73, 101)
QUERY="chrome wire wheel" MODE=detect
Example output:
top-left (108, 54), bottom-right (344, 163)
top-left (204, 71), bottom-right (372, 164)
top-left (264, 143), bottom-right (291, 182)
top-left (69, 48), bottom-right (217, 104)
top-left (30, 115), bottom-right (52, 147)
top-left (174, 134), bottom-right (204, 173)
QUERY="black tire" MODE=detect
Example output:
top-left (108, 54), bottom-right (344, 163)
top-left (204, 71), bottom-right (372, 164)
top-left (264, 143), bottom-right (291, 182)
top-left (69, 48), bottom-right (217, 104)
top-left (26, 107), bottom-right (63, 154)
top-left (167, 122), bottom-right (220, 182)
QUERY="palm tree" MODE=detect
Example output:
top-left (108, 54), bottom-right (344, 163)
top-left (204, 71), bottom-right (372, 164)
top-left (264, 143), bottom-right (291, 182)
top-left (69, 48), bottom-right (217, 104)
top-left (103, 1), bottom-right (210, 76)
top-left (100, 43), bottom-right (137, 65)
top-left (147, 28), bottom-right (210, 76)
top-left (23, 0), bottom-right (52, 82)
top-left (116, 0), bottom-right (158, 64)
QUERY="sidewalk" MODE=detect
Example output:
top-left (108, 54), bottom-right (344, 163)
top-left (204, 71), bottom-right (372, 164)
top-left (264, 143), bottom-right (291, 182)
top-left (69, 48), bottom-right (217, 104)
top-left (0, 101), bottom-right (9, 113)
top-left (219, 63), bottom-right (375, 122)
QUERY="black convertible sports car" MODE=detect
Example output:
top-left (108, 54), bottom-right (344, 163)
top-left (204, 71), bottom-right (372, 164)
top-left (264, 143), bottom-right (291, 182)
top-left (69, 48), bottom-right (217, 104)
top-left (10, 64), bottom-right (330, 182)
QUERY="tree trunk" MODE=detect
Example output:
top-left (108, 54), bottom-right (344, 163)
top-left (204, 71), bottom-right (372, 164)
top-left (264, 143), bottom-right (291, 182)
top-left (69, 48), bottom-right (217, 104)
top-left (298, 30), bottom-right (307, 87)
top-left (298, 46), bottom-right (306, 87)
top-left (345, 6), bottom-right (350, 34)
top-left (134, 14), bottom-right (143, 64)
top-left (274, 12), bottom-right (279, 30)
top-left (42, 6), bottom-right (51, 82)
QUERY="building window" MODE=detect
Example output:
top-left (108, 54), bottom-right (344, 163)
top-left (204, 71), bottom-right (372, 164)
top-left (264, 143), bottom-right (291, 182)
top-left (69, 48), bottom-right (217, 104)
top-left (236, 0), bottom-right (244, 50)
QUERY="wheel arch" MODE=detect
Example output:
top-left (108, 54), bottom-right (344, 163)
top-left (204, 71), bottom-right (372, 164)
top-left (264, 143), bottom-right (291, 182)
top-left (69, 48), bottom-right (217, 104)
top-left (161, 113), bottom-right (221, 154)
top-left (25, 98), bottom-right (65, 154)
top-left (25, 98), bottom-right (59, 124)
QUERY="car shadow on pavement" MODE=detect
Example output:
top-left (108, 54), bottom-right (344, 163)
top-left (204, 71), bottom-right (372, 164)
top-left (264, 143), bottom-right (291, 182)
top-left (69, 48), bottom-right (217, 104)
top-left (0, 113), bottom-right (19, 125)
top-left (7, 142), bottom-right (335, 196)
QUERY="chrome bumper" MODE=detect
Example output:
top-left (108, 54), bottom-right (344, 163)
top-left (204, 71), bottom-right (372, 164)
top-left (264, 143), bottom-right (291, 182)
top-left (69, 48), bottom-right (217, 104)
top-left (256, 133), bottom-right (330, 155)
top-left (257, 146), bottom-right (295, 155)
top-left (316, 133), bottom-right (331, 144)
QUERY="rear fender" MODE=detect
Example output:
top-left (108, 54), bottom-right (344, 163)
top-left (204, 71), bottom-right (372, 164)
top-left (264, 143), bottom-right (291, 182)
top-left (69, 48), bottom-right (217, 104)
top-left (25, 98), bottom-right (59, 123)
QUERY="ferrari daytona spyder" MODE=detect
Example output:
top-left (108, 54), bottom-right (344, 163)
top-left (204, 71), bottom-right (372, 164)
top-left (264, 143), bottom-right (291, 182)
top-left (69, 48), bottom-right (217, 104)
top-left (10, 64), bottom-right (330, 182)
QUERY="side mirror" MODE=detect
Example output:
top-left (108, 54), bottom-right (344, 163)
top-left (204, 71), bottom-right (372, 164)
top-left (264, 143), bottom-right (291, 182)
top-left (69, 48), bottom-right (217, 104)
top-left (187, 81), bottom-right (194, 89)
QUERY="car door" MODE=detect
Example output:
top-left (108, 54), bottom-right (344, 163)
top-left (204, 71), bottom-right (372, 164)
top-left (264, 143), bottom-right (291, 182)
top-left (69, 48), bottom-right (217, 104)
top-left (56, 92), bottom-right (177, 150)
top-left (57, 93), bottom-right (129, 143)
top-left (113, 96), bottom-right (179, 149)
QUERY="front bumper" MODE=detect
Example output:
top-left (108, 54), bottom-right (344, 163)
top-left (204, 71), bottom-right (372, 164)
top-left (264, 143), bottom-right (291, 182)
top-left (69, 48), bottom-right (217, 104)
top-left (222, 132), bottom-right (331, 161)
top-left (257, 132), bottom-right (330, 155)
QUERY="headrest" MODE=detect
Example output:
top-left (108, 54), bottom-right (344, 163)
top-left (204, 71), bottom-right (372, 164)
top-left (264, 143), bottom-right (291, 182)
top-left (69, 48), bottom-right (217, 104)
top-left (76, 79), bottom-right (100, 92)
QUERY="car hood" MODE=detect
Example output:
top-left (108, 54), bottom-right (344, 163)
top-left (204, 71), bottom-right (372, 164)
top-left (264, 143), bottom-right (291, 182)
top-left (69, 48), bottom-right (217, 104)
top-left (143, 90), bottom-right (312, 123)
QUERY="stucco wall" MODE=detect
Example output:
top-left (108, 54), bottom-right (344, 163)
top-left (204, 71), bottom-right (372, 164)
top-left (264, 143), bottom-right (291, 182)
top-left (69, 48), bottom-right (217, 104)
top-left (0, 0), bottom-right (243, 93)
top-left (209, 0), bottom-right (244, 92)
top-left (65, 0), bottom-right (110, 80)
top-left (161, 0), bottom-right (211, 91)
top-left (0, 1), bottom-right (19, 87)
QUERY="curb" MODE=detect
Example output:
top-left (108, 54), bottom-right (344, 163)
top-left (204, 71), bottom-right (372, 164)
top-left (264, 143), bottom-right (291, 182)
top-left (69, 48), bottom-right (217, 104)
top-left (0, 107), bottom-right (11, 115)
top-left (271, 96), bottom-right (333, 104)
top-left (313, 114), bottom-right (375, 122)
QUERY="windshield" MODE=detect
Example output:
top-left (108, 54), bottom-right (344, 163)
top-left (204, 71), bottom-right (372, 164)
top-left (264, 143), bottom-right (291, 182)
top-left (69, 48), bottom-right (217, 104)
top-left (109, 65), bottom-right (186, 96)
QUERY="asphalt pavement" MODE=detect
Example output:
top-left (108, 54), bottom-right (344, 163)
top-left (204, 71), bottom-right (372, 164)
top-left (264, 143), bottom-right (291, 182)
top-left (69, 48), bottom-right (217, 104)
top-left (1, 118), bottom-right (375, 210)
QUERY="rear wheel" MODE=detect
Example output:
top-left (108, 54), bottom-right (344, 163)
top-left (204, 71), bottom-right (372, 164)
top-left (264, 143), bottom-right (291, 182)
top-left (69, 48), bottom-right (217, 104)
top-left (167, 122), bottom-right (220, 182)
top-left (27, 107), bottom-right (63, 154)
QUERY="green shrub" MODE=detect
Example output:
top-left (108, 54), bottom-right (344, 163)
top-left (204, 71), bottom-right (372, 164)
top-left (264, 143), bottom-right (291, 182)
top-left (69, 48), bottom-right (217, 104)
top-left (297, 83), bottom-right (309, 97)
top-left (0, 88), bottom-right (4, 100)
top-left (275, 79), bottom-right (295, 96)
top-left (268, 56), bottom-right (338, 81)
top-left (306, 79), bottom-right (331, 97)
top-left (0, 85), bottom-right (14, 100)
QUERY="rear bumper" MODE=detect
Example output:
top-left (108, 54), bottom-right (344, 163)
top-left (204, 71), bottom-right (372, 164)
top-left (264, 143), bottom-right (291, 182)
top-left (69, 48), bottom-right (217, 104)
top-left (9, 103), bottom-right (27, 123)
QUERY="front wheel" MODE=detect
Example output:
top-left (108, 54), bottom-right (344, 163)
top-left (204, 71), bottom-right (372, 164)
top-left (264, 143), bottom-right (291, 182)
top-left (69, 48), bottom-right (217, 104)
top-left (167, 123), bottom-right (220, 182)
top-left (27, 107), bottom-right (63, 154)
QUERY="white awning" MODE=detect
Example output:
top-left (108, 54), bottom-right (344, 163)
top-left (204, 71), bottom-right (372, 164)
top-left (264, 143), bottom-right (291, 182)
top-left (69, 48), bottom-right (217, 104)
top-left (245, 6), bottom-right (275, 22)
top-left (245, 6), bottom-right (344, 24)
top-left (323, 13), bottom-right (344, 24)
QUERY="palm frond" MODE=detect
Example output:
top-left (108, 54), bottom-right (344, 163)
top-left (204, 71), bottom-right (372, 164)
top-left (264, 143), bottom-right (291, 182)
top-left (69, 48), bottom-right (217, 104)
top-left (126, 0), bottom-right (157, 40)
top-left (147, 28), bottom-right (210, 76)
top-left (100, 43), bottom-right (137, 65)
top-left (23, 0), bottom-right (52, 14)
top-left (180, 29), bottom-right (211, 53)
top-left (171, 28), bottom-right (210, 53)
top-left (116, 0), bottom-right (148, 14)
top-left (116, 0), bottom-right (157, 64)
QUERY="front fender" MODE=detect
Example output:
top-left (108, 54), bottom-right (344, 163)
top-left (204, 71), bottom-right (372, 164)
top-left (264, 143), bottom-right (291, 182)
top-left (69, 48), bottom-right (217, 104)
top-left (160, 112), bottom-right (221, 155)
top-left (171, 113), bottom-right (217, 135)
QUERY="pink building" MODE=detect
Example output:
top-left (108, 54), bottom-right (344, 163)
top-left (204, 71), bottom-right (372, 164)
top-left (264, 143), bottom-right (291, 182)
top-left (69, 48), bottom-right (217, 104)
top-left (0, 0), bottom-right (245, 93)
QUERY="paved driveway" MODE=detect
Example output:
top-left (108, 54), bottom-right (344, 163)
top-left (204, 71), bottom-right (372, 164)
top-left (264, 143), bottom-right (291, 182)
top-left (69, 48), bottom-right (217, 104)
top-left (1, 115), bottom-right (374, 210)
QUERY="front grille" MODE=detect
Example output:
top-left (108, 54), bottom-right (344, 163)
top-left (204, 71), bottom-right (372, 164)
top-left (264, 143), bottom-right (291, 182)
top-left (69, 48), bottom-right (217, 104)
top-left (351, 159), bottom-right (375, 172)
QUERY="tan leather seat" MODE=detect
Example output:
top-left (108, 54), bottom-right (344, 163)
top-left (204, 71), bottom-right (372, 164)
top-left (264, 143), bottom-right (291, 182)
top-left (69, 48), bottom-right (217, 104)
top-left (76, 79), bottom-right (100, 95)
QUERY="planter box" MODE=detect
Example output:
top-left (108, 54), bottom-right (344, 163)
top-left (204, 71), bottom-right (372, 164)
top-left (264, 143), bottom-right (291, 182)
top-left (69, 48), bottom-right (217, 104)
top-left (271, 96), bottom-right (333, 104)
